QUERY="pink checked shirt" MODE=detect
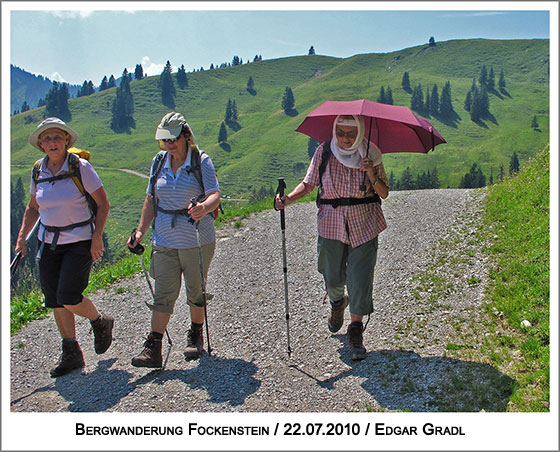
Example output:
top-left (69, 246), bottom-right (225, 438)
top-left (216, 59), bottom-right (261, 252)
top-left (303, 141), bottom-right (389, 248)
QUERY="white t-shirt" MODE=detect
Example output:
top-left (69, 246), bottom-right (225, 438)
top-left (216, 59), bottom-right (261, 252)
top-left (30, 153), bottom-right (103, 245)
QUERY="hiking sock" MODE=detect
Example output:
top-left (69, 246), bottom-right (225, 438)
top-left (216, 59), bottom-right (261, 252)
top-left (62, 337), bottom-right (77, 343)
top-left (151, 331), bottom-right (164, 340)
top-left (349, 320), bottom-right (363, 328)
top-left (90, 314), bottom-right (102, 325)
top-left (191, 322), bottom-right (203, 330)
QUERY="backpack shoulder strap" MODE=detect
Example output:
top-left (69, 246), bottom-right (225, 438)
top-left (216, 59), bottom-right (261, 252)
top-left (67, 152), bottom-right (86, 196)
top-left (32, 157), bottom-right (45, 185)
top-left (150, 151), bottom-right (168, 220)
top-left (318, 140), bottom-right (331, 189)
top-left (189, 149), bottom-right (205, 196)
top-left (316, 141), bottom-right (332, 207)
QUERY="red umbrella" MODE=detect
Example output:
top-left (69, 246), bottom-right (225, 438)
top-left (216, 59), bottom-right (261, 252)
top-left (295, 99), bottom-right (446, 153)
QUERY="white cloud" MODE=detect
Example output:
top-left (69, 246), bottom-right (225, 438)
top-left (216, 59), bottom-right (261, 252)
top-left (133, 56), bottom-right (177, 77)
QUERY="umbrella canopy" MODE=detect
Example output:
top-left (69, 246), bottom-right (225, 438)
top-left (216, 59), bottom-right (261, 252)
top-left (295, 99), bottom-right (446, 153)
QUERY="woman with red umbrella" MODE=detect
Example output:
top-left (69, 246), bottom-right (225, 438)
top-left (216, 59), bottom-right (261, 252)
top-left (275, 114), bottom-right (389, 360)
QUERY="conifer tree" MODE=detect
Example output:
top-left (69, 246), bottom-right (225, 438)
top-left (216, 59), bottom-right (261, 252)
top-left (134, 64), bottom-right (144, 80)
top-left (487, 67), bottom-right (495, 90)
top-left (385, 86), bottom-right (393, 105)
top-left (99, 76), bottom-right (109, 91)
top-left (21, 101), bottom-right (30, 112)
top-left (531, 115), bottom-right (539, 130)
top-left (247, 76), bottom-right (255, 93)
top-left (232, 56), bottom-right (241, 66)
top-left (159, 60), bottom-right (176, 108)
top-left (225, 99), bottom-right (233, 123)
top-left (218, 122), bottom-right (228, 143)
top-left (499, 163), bottom-right (505, 182)
top-left (439, 81), bottom-right (454, 116)
top-left (308, 45), bottom-right (316, 55)
top-left (282, 87), bottom-right (295, 114)
top-left (498, 69), bottom-right (506, 91)
top-left (111, 69), bottom-right (135, 132)
top-left (377, 86), bottom-right (386, 104)
top-left (464, 90), bottom-right (472, 112)
top-left (400, 167), bottom-right (415, 190)
top-left (478, 65), bottom-right (488, 86)
top-left (430, 84), bottom-right (439, 116)
top-left (108, 75), bottom-right (116, 88)
top-left (410, 84), bottom-right (424, 111)
top-left (401, 71), bottom-right (411, 93)
top-left (232, 100), bottom-right (238, 123)
top-left (509, 152), bottom-right (520, 175)
top-left (176, 65), bottom-right (188, 89)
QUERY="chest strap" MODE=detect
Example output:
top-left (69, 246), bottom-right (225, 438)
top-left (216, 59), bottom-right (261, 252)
top-left (156, 205), bottom-right (193, 228)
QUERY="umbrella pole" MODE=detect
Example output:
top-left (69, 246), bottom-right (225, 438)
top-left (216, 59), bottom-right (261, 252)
top-left (360, 117), bottom-right (374, 192)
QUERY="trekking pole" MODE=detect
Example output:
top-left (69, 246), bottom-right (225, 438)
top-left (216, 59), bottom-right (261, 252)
top-left (274, 178), bottom-right (292, 356)
top-left (128, 229), bottom-right (172, 346)
top-left (189, 198), bottom-right (212, 356)
top-left (10, 219), bottom-right (40, 278)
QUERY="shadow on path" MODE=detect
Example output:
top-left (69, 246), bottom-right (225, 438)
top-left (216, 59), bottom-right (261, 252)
top-left (11, 355), bottom-right (260, 412)
top-left (291, 336), bottom-right (516, 412)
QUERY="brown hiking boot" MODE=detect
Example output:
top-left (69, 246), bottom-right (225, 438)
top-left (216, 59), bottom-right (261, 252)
top-left (91, 313), bottom-right (114, 354)
top-left (131, 333), bottom-right (162, 368)
top-left (184, 325), bottom-right (204, 360)
top-left (328, 295), bottom-right (349, 333)
top-left (347, 322), bottom-right (367, 361)
top-left (50, 340), bottom-right (85, 378)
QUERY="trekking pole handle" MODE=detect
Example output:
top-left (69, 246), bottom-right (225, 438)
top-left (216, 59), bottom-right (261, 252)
top-left (128, 229), bottom-right (145, 255)
top-left (276, 178), bottom-right (287, 230)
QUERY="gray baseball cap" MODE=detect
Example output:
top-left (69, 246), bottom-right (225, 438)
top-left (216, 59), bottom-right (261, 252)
top-left (155, 112), bottom-right (186, 140)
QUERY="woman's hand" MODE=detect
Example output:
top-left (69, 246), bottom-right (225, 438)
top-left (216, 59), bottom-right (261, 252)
top-left (90, 233), bottom-right (104, 263)
top-left (274, 194), bottom-right (290, 210)
top-left (359, 157), bottom-right (375, 180)
top-left (15, 236), bottom-right (27, 257)
top-left (189, 201), bottom-right (208, 222)
top-left (127, 229), bottom-right (144, 249)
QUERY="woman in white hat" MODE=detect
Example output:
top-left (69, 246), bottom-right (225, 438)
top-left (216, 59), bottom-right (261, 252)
top-left (275, 115), bottom-right (389, 361)
top-left (15, 117), bottom-right (113, 377)
top-left (128, 112), bottom-right (220, 367)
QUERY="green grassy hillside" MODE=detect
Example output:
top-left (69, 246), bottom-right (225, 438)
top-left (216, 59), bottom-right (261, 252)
top-left (10, 38), bottom-right (549, 251)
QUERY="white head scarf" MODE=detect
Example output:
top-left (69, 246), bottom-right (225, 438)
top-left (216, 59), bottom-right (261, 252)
top-left (330, 115), bottom-right (382, 168)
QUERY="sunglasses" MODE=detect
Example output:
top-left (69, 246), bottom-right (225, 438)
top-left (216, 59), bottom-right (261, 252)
top-left (162, 137), bottom-right (180, 144)
top-left (336, 130), bottom-right (357, 139)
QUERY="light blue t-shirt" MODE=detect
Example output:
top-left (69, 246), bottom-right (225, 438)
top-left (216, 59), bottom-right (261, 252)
top-left (147, 149), bottom-right (219, 249)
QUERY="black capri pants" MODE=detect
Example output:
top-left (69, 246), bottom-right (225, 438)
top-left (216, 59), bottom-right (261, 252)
top-left (38, 240), bottom-right (92, 308)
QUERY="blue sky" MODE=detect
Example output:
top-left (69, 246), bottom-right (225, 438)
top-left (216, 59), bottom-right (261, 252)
top-left (7, 4), bottom-right (552, 86)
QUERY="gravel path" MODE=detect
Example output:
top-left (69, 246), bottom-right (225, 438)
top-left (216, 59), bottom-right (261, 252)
top-left (10, 188), bottom-right (507, 413)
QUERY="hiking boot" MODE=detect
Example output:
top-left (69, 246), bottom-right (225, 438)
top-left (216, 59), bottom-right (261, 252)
top-left (131, 333), bottom-right (162, 368)
top-left (328, 295), bottom-right (349, 333)
top-left (91, 313), bottom-right (114, 354)
top-left (184, 325), bottom-right (204, 360)
top-left (347, 321), bottom-right (367, 361)
top-left (50, 341), bottom-right (85, 378)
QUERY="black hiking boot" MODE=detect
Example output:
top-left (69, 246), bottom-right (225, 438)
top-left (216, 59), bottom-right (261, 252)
top-left (347, 321), bottom-right (367, 361)
top-left (131, 333), bottom-right (163, 368)
top-left (184, 325), bottom-right (204, 360)
top-left (91, 313), bottom-right (114, 354)
top-left (328, 295), bottom-right (349, 333)
top-left (50, 340), bottom-right (85, 378)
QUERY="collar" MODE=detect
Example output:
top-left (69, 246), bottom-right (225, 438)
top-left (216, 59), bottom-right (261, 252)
top-left (164, 147), bottom-right (192, 171)
top-left (41, 152), bottom-right (71, 176)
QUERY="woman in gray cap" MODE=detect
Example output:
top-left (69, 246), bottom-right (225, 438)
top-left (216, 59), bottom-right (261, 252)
top-left (15, 117), bottom-right (113, 377)
top-left (128, 112), bottom-right (220, 367)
